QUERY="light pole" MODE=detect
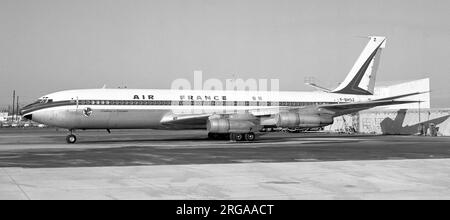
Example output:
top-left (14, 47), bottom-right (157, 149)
top-left (12, 90), bottom-right (15, 122)
top-left (16, 96), bottom-right (19, 122)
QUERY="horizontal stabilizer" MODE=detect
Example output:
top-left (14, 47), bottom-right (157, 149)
top-left (305, 82), bottom-right (331, 92)
top-left (319, 100), bottom-right (419, 112)
top-left (374, 91), bottom-right (429, 101)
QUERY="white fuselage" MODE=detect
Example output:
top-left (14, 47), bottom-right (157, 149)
top-left (22, 89), bottom-right (377, 130)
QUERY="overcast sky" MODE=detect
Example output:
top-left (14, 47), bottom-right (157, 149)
top-left (0, 0), bottom-right (449, 108)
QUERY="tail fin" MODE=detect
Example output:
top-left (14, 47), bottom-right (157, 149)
top-left (332, 36), bottom-right (386, 95)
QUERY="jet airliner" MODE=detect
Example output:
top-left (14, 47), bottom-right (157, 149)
top-left (21, 36), bottom-right (421, 143)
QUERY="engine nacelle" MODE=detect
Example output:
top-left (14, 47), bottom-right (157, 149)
top-left (207, 118), bottom-right (256, 133)
top-left (276, 112), bottom-right (333, 128)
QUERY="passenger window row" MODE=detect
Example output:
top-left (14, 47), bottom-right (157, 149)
top-left (77, 100), bottom-right (333, 106)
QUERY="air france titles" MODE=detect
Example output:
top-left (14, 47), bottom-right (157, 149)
top-left (180, 95), bottom-right (227, 101)
top-left (133, 95), bottom-right (154, 100)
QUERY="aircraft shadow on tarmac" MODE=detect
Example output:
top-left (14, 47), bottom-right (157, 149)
top-left (81, 137), bottom-right (215, 144)
top-left (77, 133), bottom-right (373, 144)
top-left (380, 109), bottom-right (450, 135)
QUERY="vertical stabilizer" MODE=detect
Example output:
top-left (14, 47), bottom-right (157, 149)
top-left (332, 36), bottom-right (386, 95)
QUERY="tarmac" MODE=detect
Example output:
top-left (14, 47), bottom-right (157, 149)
top-left (0, 128), bottom-right (450, 199)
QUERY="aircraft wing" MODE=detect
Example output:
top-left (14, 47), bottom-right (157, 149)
top-left (159, 97), bottom-right (421, 128)
top-left (316, 100), bottom-right (419, 116)
top-left (287, 91), bottom-right (427, 116)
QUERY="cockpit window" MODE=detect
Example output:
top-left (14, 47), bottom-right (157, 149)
top-left (34, 98), bottom-right (52, 104)
top-left (39, 97), bottom-right (53, 103)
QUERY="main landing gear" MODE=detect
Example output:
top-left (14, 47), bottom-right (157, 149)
top-left (208, 132), bottom-right (256, 142)
top-left (66, 130), bottom-right (77, 144)
top-left (230, 133), bottom-right (256, 142)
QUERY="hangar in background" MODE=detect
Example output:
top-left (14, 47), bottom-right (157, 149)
top-left (325, 78), bottom-right (450, 136)
top-left (373, 78), bottom-right (430, 109)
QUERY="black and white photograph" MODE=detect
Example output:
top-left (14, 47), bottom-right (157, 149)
top-left (0, 0), bottom-right (449, 205)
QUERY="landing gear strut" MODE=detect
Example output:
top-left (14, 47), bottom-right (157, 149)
top-left (66, 130), bottom-right (77, 144)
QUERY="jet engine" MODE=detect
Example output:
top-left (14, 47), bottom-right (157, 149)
top-left (207, 118), bottom-right (257, 133)
top-left (276, 112), bottom-right (333, 128)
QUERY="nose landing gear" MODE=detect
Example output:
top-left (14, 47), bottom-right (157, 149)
top-left (66, 130), bottom-right (77, 144)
